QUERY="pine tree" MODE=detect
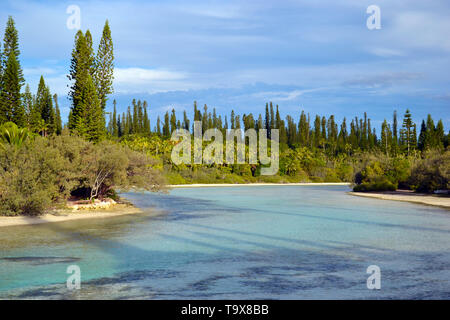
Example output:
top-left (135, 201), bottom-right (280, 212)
top-left (275, 106), bottom-right (281, 129)
top-left (28, 87), bottom-right (41, 132)
top-left (313, 115), bottom-right (321, 148)
top-left (424, 114), bottom-right (437, 149)
top-left (170, 108), bottom-right (177, 133)
top-left (265, 103), bottom-right (270, 138)
top-left (112, 100), bottom-right (118, 137)
top-left (122, 112), bottom-right (128, 135)
top-left (117, 114), bottom-right (122, 137)
top-left (436, 119), bottom-right (444, 149)
top-left (391, 110), bottom-right (399, 155)
top-left (143, 104), bottom-right (150, 134)
top-left (34, 76), bottom-right (55, 135)
top-left (22, 84), bottom-right (33, 126)
top-left (68, 30), bottom-right (92, 130)
top-left (400, 109), bottom-right (415, 156)
top-left (2, 16), bottom-right (23, 82)
top-left (84, 30), bottom-right (95, 73)
top-left (230, 110), bottom-right (235, 129)
top-left (202, 104), bottom-right (208, 132)
top-left (0, 44), bottom-right (3, 87)
top-left (321, 116), bottom-right (327, 149)
top-left (298, 111), bottom-right (309, 146)
top-left (338, 117), bottom-right (348, 150)
top-left (137, 101), bottom-right (143, 132)
top-left (163, 111), bottom-right (170, 137)
top-left (183, 110), bottom-right (190, 131)
top-left (418, 120), bottom-right (427, 151)
top-left (77, 74), bottom-right (104, 142)
top-left (269, 102), bottom-right (274, 129)
top-left (41, 86), bottom-right (55, 135)
top-left (132, 99), bottom-right (138, 133)
top-left (126, 106), bottom-right (132, 135)
top-left (156, 116), bottom-right (161, 136)
top-left (381, 119), bottom-right (392, 155)
top-left (53, 94), bottom-right (62, 135)
top-left (94, 21), bottom-right (114, 110)
top-left (0, 52), bottom-right (23, 126)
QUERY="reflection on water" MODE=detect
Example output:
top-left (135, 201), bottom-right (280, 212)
top-left (0, 186), bottom-right (449, 299)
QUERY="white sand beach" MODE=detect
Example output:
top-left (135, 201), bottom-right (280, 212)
top-left (0, 204), bottom-right (144, 228)
top-left (351, 191), bottom-right (450, 209)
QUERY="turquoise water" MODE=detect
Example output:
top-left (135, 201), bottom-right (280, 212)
top-left (0, 185), bottom-right (449, 299)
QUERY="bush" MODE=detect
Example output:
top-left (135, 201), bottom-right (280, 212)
top-left (0, 138), bottom-right (65, 215)
top-left (407, 149), bottom-right (449, 193)
top-left (0, 134), bottom-right (166, 216)
top-left (353, 178), bottom-right (397, 192)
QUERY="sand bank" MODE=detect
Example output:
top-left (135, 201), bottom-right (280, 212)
top-left (0, 203), bottom-right (143, 228)
top-left (350, 190), bottom-right (450, 209)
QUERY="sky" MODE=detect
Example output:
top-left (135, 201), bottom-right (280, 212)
top-left (1, 0), bottom-right (449, 130)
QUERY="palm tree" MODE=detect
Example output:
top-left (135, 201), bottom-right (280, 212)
top-left (0, 122), bottom-right (32, 148)
top-left (37, 119), bottom-right (49, 137)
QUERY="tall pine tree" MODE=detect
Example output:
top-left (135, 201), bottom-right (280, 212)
top-left (94, 20), bottom-right (114, 110)
top-left (0, 52), bottom-right (23, 125)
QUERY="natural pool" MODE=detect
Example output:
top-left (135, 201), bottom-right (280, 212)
top-left (0, 185), bottom-right (449, 299)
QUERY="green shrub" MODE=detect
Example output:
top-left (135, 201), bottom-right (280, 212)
top-left (353, 178), bottom-right (397, 192)
top-left (0, 134), bottom-right (166, 216)
top-left (408, 149), bottom-right (449, 193)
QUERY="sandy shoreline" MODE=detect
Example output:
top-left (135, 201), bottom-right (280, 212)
top-left (169, 182), bottom-right (351, 188)
top-left (350, 191), bottom-right (450, 209)
top-left (0, 204), bottom-right (143, 228)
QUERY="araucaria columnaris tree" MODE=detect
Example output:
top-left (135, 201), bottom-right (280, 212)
top-left (0, 16), bottom-right (24, 126)
top-left (68, 30), bottom-right (91, 129)
top-left (34, 76), bottom-right (55, 136)
top-left (74, 74), bottom-right (105, 142)
top-left (400, 109), bottom-right (416, 156)
top-left (94, 20), bottom-right (114, 110)
top-left (53, 94), bottom-right (62, 135)
top-left (68, 30), bottom-right (105, 141)
top-left (0, 52), bottom-right (24, 126)
top-left (2, 16), bottom-right (23, 82)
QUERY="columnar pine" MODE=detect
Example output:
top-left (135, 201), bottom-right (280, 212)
top-left (400, 109), bottom-right (415, 156)
top-left (0, 52), bottom-right (23, 125)
top-left (94, 20), bottom-right (114, 110)
top-left (112, 100), bottom-right (118, 137)
top-left (53, 94), bottom-right (62, 135)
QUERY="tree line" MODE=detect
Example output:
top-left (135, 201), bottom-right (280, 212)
top-left (107, 99), bottom-right (448, 156)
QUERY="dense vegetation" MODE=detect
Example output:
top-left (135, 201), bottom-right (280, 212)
top-left (0, 17), bottom-right (448, 216)
top-left (113, 103), bottom-right (448, 191)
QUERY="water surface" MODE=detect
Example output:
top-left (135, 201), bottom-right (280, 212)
top-left (0, 185), bottom-right (449, 299)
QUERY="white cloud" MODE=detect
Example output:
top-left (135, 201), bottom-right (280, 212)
top-left (367, 47), bottom-right (405, 58)
top-left (114, 67), bottom-right (186, 83)
top-left (251, 88), bottom-right (327, 101)
top-left (113, 67), bottom-right (188, 93)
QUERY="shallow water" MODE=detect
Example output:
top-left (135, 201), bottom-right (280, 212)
top-left (0, 185), bottom-right (449, 299)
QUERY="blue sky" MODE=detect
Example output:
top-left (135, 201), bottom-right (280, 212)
top-left (1, 0), bottom-right (449, 130)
